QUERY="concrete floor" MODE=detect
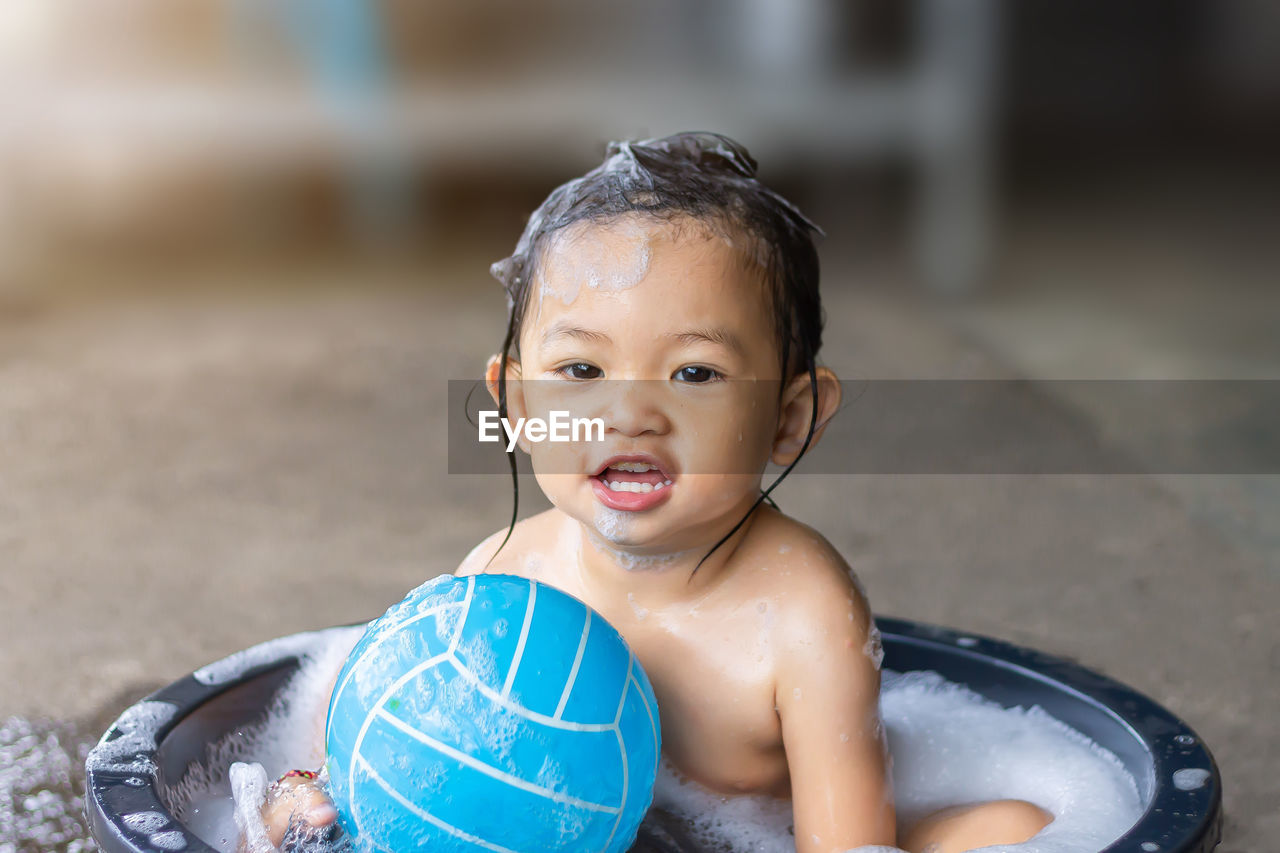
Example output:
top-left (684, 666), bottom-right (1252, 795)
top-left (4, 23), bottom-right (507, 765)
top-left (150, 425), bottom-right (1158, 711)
top-left (1, 202), bottom-right (1276, 851)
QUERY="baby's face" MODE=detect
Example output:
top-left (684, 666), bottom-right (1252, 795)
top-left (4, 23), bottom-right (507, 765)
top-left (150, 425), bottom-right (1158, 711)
top-left (509, 215), bottom-right (787, 554)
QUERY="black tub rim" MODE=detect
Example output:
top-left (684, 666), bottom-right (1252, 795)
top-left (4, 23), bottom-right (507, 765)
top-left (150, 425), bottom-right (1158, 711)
top-left (84, 618), bottom-right (1222, 853)
top-left (874, 617), bottom-right (1222, 853)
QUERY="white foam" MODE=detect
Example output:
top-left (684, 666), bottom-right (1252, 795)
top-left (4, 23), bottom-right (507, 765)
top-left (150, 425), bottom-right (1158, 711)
top-left (1172, 768), bottom-right (1210, 791)
top-left (85, 701), bottom-right (177, 777)
top-left (169, 627), bottom-right (364, 852)
top-left (592, 506), bottom-right (637, 546)
top-left (584, 514), bottom-right (690, 572)
top-left (121, 811), bottom-right (169, 834)
top-left (654, 670), bottom-right (1143, 853)
top-left (229, 762), bottom-right (272, 853)
top-left (150, 829), bottom-right (188, 850)
top-left (863, 625), bottom-right (884, 671)
top-left (194, 632), bottom-right (337, 687)
top-left (171, 634), bottom-right (1144, 853)
top-left (535, 218), bottom-right (654, 310)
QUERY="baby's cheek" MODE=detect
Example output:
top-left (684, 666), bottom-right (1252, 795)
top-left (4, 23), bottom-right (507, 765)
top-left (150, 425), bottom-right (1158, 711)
top-left (680, 473), bottom-right (762, 508)
top-left (531, 472), bottom-right (581, 507)
top-left (525, 434), bottom-right (590, 476)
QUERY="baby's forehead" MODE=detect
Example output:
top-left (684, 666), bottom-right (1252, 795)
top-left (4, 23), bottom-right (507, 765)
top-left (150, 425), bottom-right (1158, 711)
top-left (537, 215), bottom-right (763, 297)
top-left (520, 216), bottom-right (779, 356)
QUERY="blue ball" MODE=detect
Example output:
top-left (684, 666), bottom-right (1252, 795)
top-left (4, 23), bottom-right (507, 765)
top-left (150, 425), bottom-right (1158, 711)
top-left (325, 574), bottom-right (661, 853)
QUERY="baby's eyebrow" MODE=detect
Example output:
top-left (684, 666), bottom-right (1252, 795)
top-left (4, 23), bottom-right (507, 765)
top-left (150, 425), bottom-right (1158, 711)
top-left (668, 327), bottom-right (744, 353)
top-left (541, 323), bottom-right (611, 346)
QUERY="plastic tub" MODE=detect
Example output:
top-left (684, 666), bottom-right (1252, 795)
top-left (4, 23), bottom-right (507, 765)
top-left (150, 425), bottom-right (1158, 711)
top-left (85, 618), bottom-right (1222, 853)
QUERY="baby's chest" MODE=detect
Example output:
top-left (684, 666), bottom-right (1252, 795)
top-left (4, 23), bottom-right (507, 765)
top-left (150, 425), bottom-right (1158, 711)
top-left (615, 620), bottom-right (790, 793)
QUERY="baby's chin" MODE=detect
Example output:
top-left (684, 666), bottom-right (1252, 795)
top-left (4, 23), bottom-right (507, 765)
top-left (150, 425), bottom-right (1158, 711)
top-left (583, 506), bottom-right (691, 567)
top-left (591, 505), bottom-right (650, 548)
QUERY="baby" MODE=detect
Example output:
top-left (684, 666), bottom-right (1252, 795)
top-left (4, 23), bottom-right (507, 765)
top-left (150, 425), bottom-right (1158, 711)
top-left (251, 133), bottom-right (1052, 853)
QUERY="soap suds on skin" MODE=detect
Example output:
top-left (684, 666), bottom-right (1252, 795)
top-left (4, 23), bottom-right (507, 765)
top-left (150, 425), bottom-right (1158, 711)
top-left (586, 509), bottom-right (694, 572)
top-left (535, 218), bottom-right (654, 311)
top-left (863, 625), bottom-right (884, 671)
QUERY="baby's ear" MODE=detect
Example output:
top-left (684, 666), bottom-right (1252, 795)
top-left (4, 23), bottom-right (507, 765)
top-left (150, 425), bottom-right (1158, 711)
top-left (484, 354), bottom-right (527, 421)
top-left (771, 367), bottom-right (841, 466)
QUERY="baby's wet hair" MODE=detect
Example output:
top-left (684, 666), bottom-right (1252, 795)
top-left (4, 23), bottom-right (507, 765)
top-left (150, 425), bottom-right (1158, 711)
top-left (490, 131), bottom-right (825, 379)
top-left (487, 131), bottom-right (827, 569)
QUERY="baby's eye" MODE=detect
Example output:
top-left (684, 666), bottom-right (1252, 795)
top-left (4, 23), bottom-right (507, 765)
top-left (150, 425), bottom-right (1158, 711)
top-left (673, 365), bottom-right (721, 384)
top-left (555, 362), bottom-right (602, 380)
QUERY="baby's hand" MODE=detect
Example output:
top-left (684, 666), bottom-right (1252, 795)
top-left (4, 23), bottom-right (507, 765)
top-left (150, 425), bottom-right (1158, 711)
top-left (262, 771), bottom-right (344, 852)
top-left (233, 764), bottom-right (348, 853)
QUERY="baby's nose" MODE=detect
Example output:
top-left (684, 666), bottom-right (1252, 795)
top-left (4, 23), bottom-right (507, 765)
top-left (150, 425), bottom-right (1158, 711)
top-left (599, 380), bottom-right (670, 437)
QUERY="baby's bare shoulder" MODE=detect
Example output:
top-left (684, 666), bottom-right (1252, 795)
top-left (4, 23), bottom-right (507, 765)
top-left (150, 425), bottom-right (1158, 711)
top-left (740, 510), bottom-right (875, 649)
top-left (455, 510), bottom-right (561, 577)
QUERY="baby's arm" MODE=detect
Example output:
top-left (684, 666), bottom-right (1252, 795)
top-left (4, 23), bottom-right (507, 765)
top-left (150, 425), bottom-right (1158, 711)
top-left (774, 570), bottom-right (896, 853)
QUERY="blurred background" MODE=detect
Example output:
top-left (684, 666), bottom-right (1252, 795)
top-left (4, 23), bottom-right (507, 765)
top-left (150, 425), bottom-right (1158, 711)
top-left (0, 1), bottom-right (1276, 850)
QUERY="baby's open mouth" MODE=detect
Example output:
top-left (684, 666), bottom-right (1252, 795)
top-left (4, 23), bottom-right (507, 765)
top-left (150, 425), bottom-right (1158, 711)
top-left (595, 461), bottom-right (673, 494)
top-left (591, 457), bottom-right (674, 496)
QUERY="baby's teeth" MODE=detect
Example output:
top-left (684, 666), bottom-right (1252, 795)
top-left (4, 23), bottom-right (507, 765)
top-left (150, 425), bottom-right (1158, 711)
top-left (653, 481), bottom-right (665, 491)
top-left (604, 480), bottom-right (655, 494)
top-left (611, 461), bottom-right (655, 473)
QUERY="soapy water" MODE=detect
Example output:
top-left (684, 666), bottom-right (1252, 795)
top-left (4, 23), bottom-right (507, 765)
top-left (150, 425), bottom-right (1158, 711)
top-left (158, 630), bottom-right (1142, 853)
top-left (650, 670), bottom-right (1142, 853)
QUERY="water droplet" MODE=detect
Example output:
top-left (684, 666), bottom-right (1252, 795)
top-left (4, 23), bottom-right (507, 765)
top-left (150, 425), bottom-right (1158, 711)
top-left (1174, 734), bottom-right (1195, 746)
top-left (956, 637), bottom-right (978, 647)
top-left (1141, 843), bottom-right (1159, 852)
